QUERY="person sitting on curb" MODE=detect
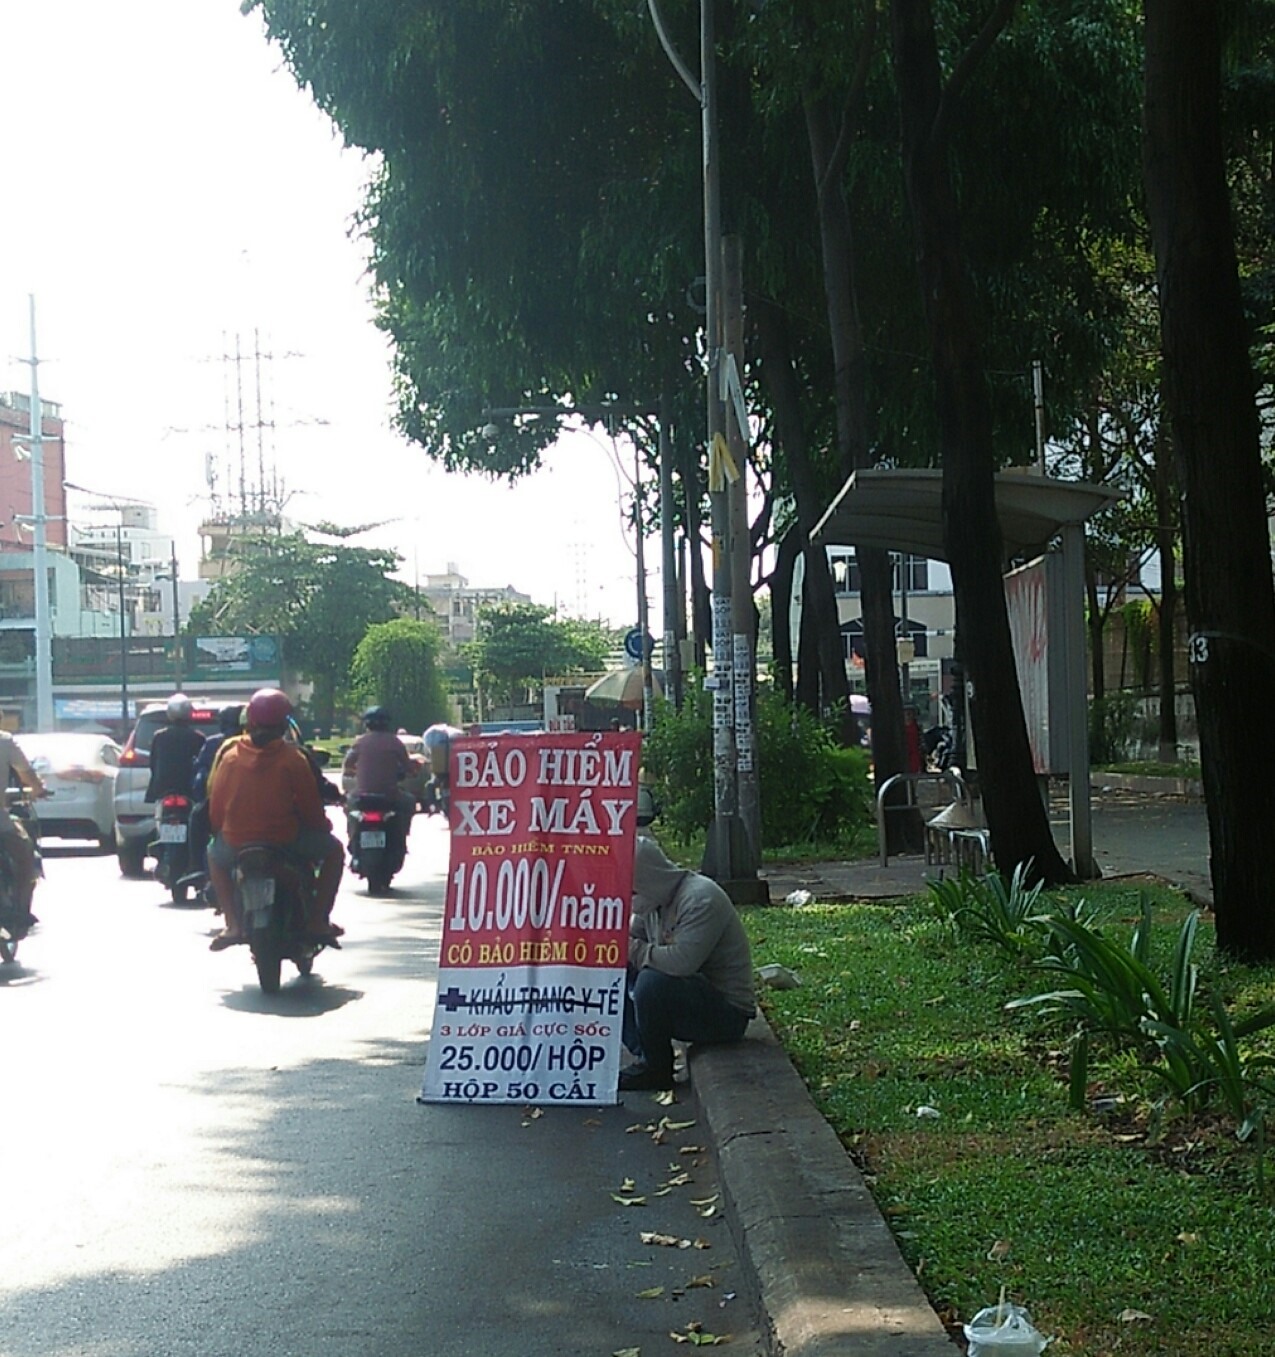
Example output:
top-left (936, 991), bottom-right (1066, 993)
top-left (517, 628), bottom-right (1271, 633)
top-left (620, 835), bottom-right (756, 1092)
top-left (206, 688), bottom-right (344, 952)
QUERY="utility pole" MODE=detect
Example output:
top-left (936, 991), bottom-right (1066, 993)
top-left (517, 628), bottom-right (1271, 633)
top-left (722, 237), bottom-right (761, 869)
top-left (116, 521), bottom-right (130, 723)
top-left (647, 0), bottom-right (762, 899)
top-left (17, 297), bottom-right (54, 731)
top-left (170, 542), bottom-right (183, 689)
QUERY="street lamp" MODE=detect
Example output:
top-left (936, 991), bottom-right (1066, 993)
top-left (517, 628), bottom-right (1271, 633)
top-left (155, 541), bottom-right (183, 689)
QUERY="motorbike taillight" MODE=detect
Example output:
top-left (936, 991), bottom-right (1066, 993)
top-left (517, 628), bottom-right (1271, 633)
top-left (161, 795), bottom-right (190, 812)
top-left (361, 810), bottom-right (386, 824)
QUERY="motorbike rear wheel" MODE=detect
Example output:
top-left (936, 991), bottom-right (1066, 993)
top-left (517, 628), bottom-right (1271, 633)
top-left (0, 934), bottom-right (15, 964)
top-left (254, 951), bottom-right (282, 994)
top-left (296, 953), bottom-right (314, 977)
top-left (170, 881), bottom-right (189, 905)
top-left (367, 868), bottom-right (393, 896)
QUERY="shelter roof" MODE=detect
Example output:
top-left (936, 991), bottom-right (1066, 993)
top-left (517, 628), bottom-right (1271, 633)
top-left (810, 468), bottom-right (1121, 561)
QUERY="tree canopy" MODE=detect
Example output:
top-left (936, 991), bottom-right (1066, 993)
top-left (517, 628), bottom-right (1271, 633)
top-left (188, 529), bottom-right (411, 728)
top-left (349, 617), bottom-right (450, 734)
top-left (466, 602), bottom-right (614, 709)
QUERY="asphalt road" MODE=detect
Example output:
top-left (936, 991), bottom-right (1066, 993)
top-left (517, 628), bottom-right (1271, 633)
top-left (1, 819), bottom-right (761, 1357)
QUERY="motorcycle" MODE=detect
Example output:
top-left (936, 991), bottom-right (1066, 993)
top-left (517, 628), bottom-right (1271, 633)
top-left (421, 773), bottom-right (450, 820)
top-left (152, 793), bottom-right (196, 904)
top-left (0, 788), bottom-right (42, 965)
top-left (346, 792), bottom-right (408, 895)
top-left (234, 843), bottom-right (335, 994)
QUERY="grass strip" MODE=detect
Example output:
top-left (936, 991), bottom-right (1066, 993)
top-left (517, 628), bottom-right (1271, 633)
top-left (743, 883), bottom-right (1275, 1356)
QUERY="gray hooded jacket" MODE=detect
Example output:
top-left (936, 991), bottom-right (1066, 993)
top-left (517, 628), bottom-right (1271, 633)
top-left (629, 836), bottom-right (756, 1017)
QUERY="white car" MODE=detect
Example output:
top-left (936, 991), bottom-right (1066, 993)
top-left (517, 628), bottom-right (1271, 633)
top-left (15, 732), bottom-right (122, 847)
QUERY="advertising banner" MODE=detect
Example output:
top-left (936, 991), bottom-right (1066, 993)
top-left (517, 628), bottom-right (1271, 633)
top-left (420, 729), bottom-right (641, 1107)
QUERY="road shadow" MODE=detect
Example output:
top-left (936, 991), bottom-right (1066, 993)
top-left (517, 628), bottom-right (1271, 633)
top-left (36, 841), bottom-right (114, 860)
top-left (220, 973), bottom-right (364, 1017)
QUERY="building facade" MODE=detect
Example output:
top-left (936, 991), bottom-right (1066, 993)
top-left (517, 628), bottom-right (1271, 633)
top-left (419, 563), bottom-right (532, 646)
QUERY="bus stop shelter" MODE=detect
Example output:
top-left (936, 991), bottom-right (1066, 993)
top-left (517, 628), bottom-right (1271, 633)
top-left (810, 468), bottom-right (1121, 878)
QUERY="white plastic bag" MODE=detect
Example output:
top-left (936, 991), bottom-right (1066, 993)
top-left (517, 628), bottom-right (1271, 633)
top-left (963, 1302), bottom-right (1050, 1355)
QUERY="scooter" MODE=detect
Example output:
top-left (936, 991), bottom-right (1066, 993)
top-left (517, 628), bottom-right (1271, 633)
top-left (0, 789), bottom-right (41, 965)
top-left (152, 793), bottom-right (195, 904)
top-left (234, 843), bottom-right (336, 994)
top-left (346, 793), bottom-right (408, 895)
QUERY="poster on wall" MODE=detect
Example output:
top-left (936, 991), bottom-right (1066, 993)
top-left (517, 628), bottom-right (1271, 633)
top-left (420, 729), bottom-right (641, 1107)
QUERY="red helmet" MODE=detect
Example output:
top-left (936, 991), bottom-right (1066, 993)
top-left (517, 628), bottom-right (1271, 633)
top-left (247, 687), bottom-right (293, 728)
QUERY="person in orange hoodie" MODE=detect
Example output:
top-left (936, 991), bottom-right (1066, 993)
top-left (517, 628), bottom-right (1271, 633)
top-left (207, 688), bottom-right (343, 951)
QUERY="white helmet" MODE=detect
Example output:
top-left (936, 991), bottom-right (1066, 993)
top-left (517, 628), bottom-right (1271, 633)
top-left (166, 693), bottom-right (194, 722)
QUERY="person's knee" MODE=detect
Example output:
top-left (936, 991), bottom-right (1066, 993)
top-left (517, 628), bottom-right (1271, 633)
top-left (631, 966), bottom-right (681, 1018)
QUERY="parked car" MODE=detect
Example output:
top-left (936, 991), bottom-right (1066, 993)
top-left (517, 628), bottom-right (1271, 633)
top-left (113, 699), bottom-right (239, 877)
top-left (15, 732), bottom-right (122, 848)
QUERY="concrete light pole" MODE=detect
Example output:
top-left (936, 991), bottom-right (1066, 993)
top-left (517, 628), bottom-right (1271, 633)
top-left (647, 0), bottom-right (763, 899)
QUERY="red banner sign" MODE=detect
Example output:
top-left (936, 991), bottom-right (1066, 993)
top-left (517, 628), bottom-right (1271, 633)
top-left (420, 730), bottom-right (641, 1105)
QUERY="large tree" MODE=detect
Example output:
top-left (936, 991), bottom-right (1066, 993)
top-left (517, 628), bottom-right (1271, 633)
top-left (189, 530), bottom-right (410, 730)
top-left (350, 617), bottom-right (451, 734)
top-left (1143, 1), bottom-right (1275, 960)
top-left (890, 0), bottom-right (1073, 882)
top-left (466, 602), bottom-right (614, 709)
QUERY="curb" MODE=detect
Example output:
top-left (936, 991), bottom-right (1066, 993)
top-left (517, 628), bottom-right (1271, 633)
top-left (692, 1017), bottom-right (953, 1357)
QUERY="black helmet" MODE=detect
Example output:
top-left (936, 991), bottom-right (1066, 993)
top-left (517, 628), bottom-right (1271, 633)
top-left (219, 703), bottom-right (245, 735)
top-left (362, 706), bottom-right (392, 731)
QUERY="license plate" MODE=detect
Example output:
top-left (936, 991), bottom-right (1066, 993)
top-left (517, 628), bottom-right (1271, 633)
top-left (240, 876), bottom-right (276, 916)
top-left (360, 831), bottom-right (386, 848)
top-left (158, 823), bottom-right (188, 843)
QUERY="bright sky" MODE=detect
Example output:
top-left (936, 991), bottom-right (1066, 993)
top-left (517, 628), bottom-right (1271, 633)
top-left (0, 0), bottom-right (646, 629)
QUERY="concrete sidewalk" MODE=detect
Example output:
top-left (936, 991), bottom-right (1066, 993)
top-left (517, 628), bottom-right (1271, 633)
top-left (692, 785), bottom-right (1210, 1356)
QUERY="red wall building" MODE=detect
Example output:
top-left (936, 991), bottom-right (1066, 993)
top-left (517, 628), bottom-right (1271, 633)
top-left (0, 392), bottom-right (68, 550)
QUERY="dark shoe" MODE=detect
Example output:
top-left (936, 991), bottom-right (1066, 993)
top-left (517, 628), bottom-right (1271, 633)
top-left (209, 929), bottom-right (245, 952)
top-left (619, 1063), bottom-right (675, 1092)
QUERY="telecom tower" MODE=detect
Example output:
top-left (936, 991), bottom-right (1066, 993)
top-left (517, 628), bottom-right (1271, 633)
top-left (198, 330), bottom-right (290, 581)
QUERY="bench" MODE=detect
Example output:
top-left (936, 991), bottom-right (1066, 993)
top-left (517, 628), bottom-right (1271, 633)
top-left (926, 824), bottom-right (991, 874)
top-left (876, 769), bottom-right (976, 867)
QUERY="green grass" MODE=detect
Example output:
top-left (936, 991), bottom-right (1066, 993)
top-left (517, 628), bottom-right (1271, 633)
top-left (743, 883), bottom-right (1275, 1356)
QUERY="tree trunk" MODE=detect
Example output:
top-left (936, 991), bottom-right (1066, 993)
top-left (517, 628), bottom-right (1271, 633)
top-left (678, 434), bottom-right (710, 670)
top-left (753, 297), bottom-right (854, 736)
top-left (771, 525), bottom-right (799, 703)
top-left (804, 85), bottom-right (914, 840)
top-left (1143, 1), bottom-right (1275, 960)
top-left (1085, 566), bottom-right (1106, 703)
top-left (796, 572), bottom-right (822, 712)
top-left (891, 0), bottom-right (1071, 883)
top-left (1152, 419), bottom-right (1180, 761)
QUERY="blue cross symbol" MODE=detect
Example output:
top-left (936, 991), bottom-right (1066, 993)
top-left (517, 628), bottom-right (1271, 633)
top-left (438, 986), bottom-right (468, 1012)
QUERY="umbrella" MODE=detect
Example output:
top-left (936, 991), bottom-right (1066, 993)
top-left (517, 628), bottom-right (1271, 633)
top-left (584, 667), bottom-right (664, 709)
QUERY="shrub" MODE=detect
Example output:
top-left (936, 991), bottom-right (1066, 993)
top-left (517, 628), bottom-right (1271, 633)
top-left (1089, 689), bottom-right (1139, 763)
top-left (641, 683), bottom-right (872, 850)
